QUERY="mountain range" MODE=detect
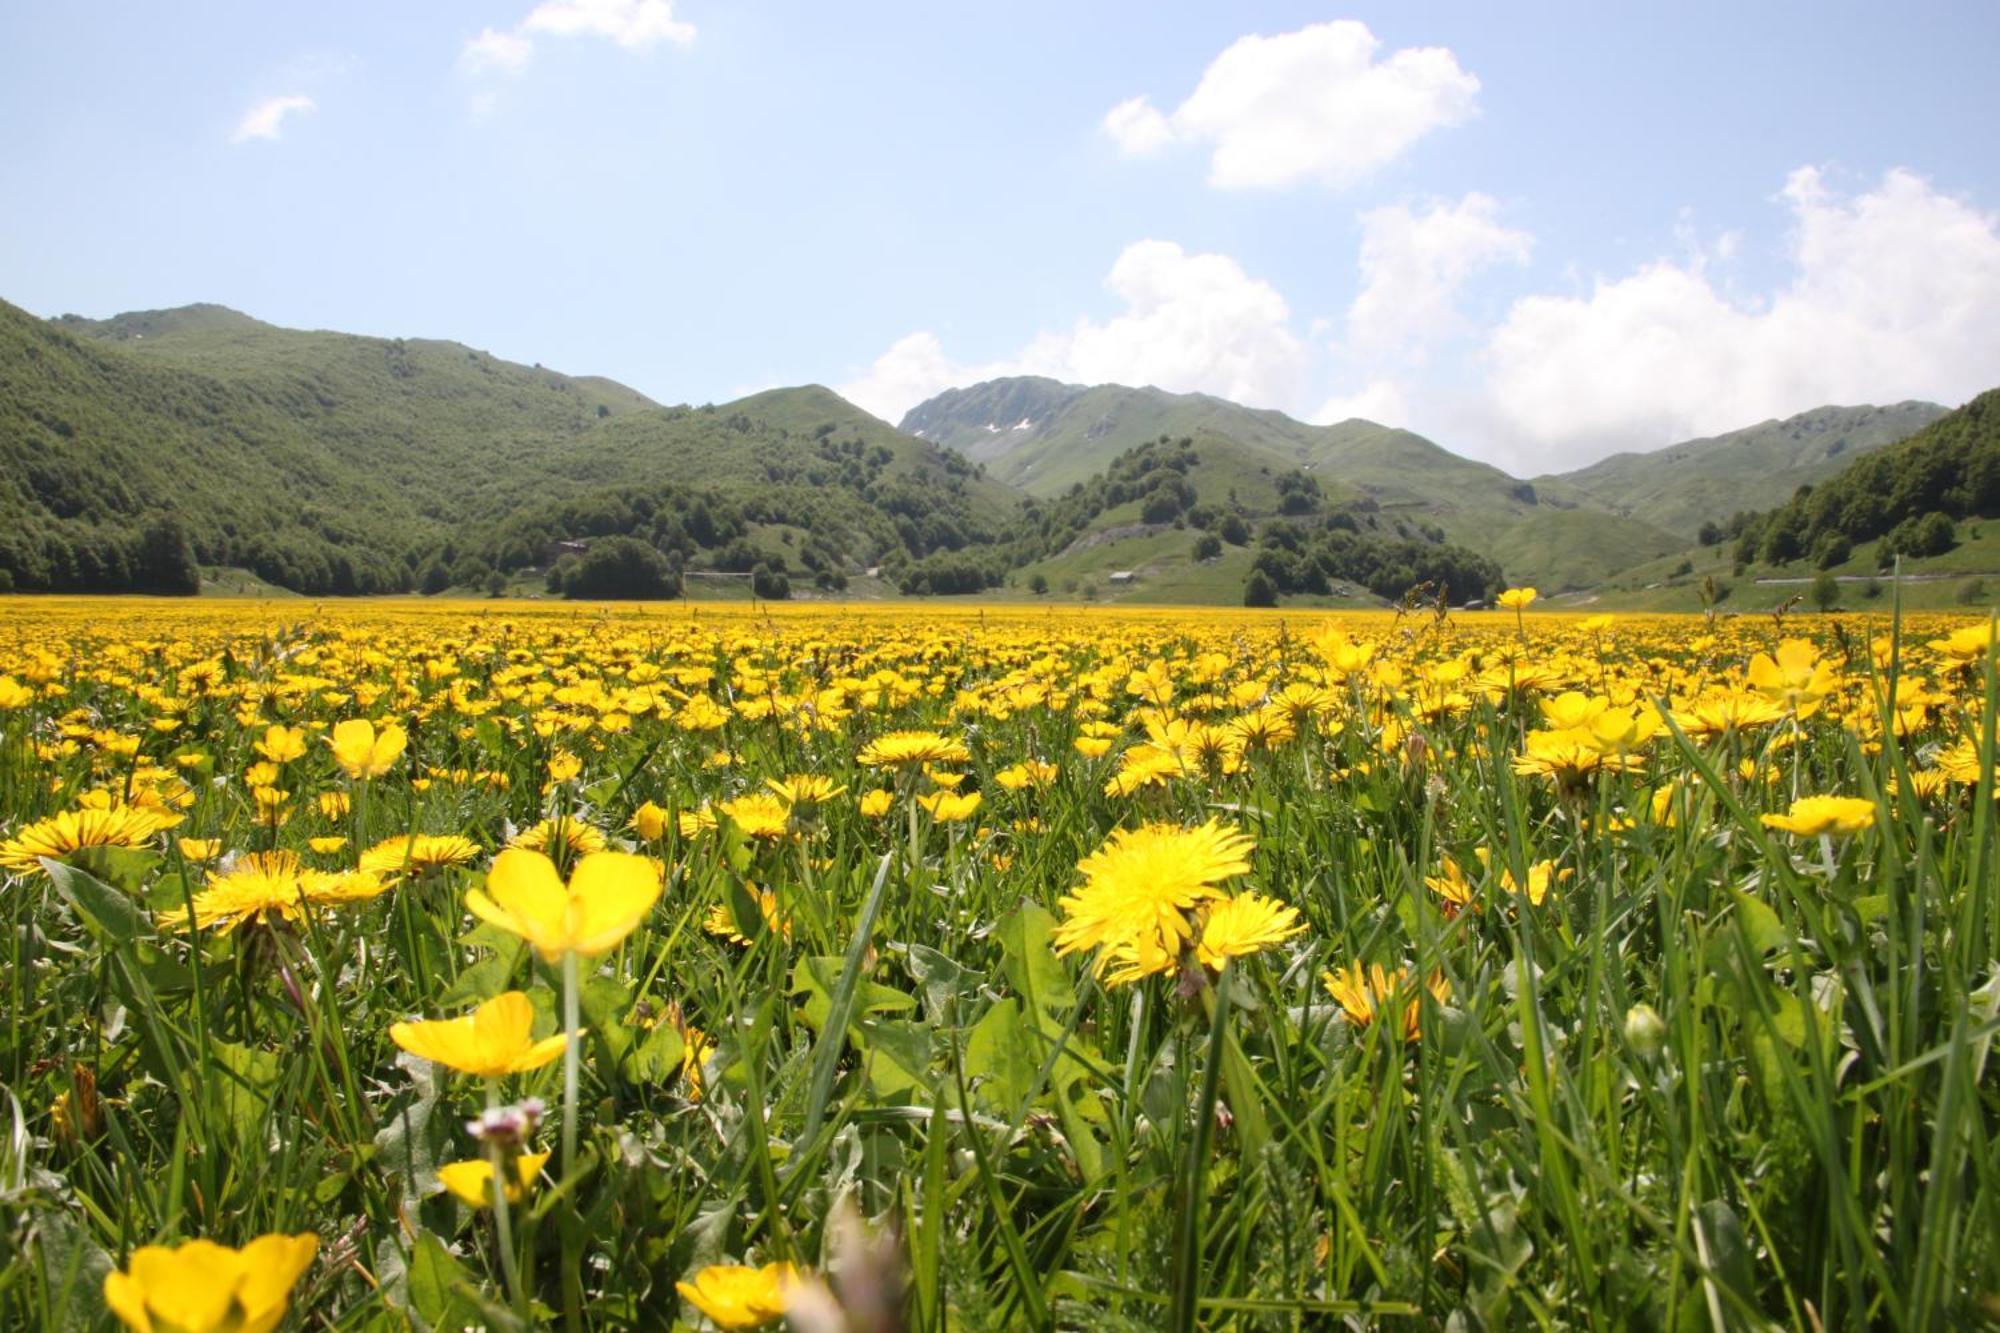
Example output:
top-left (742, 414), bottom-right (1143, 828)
top-left (0, 296), bottom-right (1972, 603)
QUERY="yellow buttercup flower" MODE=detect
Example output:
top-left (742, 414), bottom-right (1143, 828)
top-left (388, 991), bottom-right (569, 1078)
top-left (437, 1150), bottom-right (550, 1208)
top-left (915, 790), bottom-right (982, 822)
top-left (857, 788), bottom-right (895, 818)
top-left (0, 676), bottom-right (35, 710)
top-left (253, 724), bottom-right (308, 766)
top-left (104, 1232), bottom-right (318, 1333)
top-left (466, 848), bottom-right (663, 961)
top-left (1496, 587), bottom-right (1538, 611)
top-left (1760, 795), bottom-right (1876, 837)
top-left (177, 837), bottom-right (223, 863)
top-left (994, 761), bottom-right (1058, 791)
top-left (676, 1262), bottom-right (799, 1330)
top-left (329, 718), bottom-right (407, 779)
top-left (629, 800), bottom-right (671, 841)
top-left (1746, 639), bottom-right (1838, 718)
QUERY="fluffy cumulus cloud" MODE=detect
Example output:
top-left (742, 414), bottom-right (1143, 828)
top-left (229, 95), bottom-right (315, 144)
top-left (1483, 168), bottom-right (2000, 469)
top-left (1347, 193), bottom-right (1531, 359)
top-left (838, 241), bottom-right (1308, 424)
top-left (463, 0), bottom-right (694, 75)
top-left (1313, 379), bottom-right (1409, 427)
top-left (1103, 21), bottom-right (1479, 189)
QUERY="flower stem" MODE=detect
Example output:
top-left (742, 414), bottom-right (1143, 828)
top-left (560, 949), bottom-right (582, 1333)
top-left (485, 1082), bottom-right (526, 1317)
top-left (1173, 969), bottom-right (1233, 1333)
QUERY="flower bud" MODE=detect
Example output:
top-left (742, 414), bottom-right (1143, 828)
top-left (1623, 1003), bottom-right (1667, 1059)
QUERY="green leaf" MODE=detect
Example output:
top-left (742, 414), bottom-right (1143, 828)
top-left (399, 1229), bottom-right (497, 1331)
top-left (579, 973), bottom-right (635, 1063)
top-left (996, 901), bottom-right (1074, 1017)
top-left (896, 941), bottom-right (979, 1019)
top-left (374, 1052), bottom-right (449, 1210)
top-left (208, 1039), bottom-right (280, 1151)
top-left (1729, 889), bottom-right (1786, 956)
top-left (790, 956), bottom-right (916, 1033)
top-left (623, 1021), bottom-right (686, 1084)
top-left (436, 944), bottom-right (523, 1008)
top-left (69, 845), bottom-right (160, 894)
top-left (858, 1017), bottom-right (933, 1099)
top-left (964, 998), bottom-right (1036, 1114)
top-left (43, 857), bottom-right (147, 944)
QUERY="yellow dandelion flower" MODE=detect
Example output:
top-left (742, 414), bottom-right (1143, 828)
top-left (1193, 893), bottom-right (1305, 971)
top-left (1760, 795), bottom-right (1876, 837)
top-left (1053, 821), bottom-right (1254, 986)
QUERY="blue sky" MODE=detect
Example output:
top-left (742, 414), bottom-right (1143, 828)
top-left (3, 2), bottom-right (1998, 471)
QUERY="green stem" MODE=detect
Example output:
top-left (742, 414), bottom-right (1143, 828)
top-left (561, 949), bottom-right (583, 1333)
top-left (484, 1081), bottom-right (527, 1316)
top-left (1173, 970), bottom-right (1233, 1333)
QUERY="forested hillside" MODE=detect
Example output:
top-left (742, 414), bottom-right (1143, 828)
top-left (0, 301), bottom-right (1011, 595)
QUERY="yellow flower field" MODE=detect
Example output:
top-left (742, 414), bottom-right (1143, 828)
top-left (1, 596), bottom-right (1996, 1329)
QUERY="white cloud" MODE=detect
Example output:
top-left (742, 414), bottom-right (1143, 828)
top-left (1102, 96), bottom-right (1173, 157)
top-left (1348, 193), bottom-right (1531, 359)
top-left (463, 0), bottom-right (693, 76)
top-left (839, 333), bottom-right (974, 426)
top-left (462, 28), bottom-right (534, 75)
top-left (1104, 21), bottom-right (1478, 189)
top-left (839, 241), bottom-right (1308, 424)
top-left (1483, 167), bottom-right (2000, 469)
top-left (229, 95), bottom-right (315, 144)
top-left (1313, 379), bottom-right (1409, 427)
top-left (522, 0), bottom-right (694, 47)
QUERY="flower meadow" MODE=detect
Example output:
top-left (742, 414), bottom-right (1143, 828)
top-left (0, 596), bottom-right (1996, 1331)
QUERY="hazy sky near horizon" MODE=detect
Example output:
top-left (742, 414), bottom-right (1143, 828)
top-left (3, 2), bottom-right (1998, 472)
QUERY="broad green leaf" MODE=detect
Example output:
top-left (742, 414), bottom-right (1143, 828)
top-left (858, 1017), bottom-right (933, 1099)
top-left (1729, 890), bottom-right (1785, 956)
top-left (996, 902), bottom-right (1074, 1017)
top-left (43, 857), bottom-right (147, 944)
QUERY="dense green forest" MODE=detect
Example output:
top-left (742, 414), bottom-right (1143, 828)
top-left (0, 301), bottom-right (1009, 597)
top-left (1721, 389), bottom-right (2000, 570)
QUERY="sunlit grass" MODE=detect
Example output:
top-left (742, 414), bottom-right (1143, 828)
top-left (0, 596), bottom-right (1995, 1330)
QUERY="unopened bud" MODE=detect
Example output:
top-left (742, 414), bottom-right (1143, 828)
top-left (1623, 1003), bottom-right (1667, 1060)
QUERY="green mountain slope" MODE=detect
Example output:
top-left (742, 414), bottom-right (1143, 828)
top-left (0, 299), bottom-right (1017, 594)
top-left (905, 377), bottom-right (1684, 591)
top-left (1540, 401), bottom-right (1947, 538)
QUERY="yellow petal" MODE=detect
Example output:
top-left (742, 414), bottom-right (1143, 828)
top-left (480, 848), bottom-right (569, 954)
top-left (102, 1271), bottom-right (155, 1333)
top-left (511, 1031), bottom-right (571, 1074)
top-left (234, 1233), bottom-right (317, 1330)
top-left (565, 852), bottom-right (663, 957)
top-left (471, 991), bottom-right (537, 1071)
top-left (127, 1241), bottom-right (242, 1332)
